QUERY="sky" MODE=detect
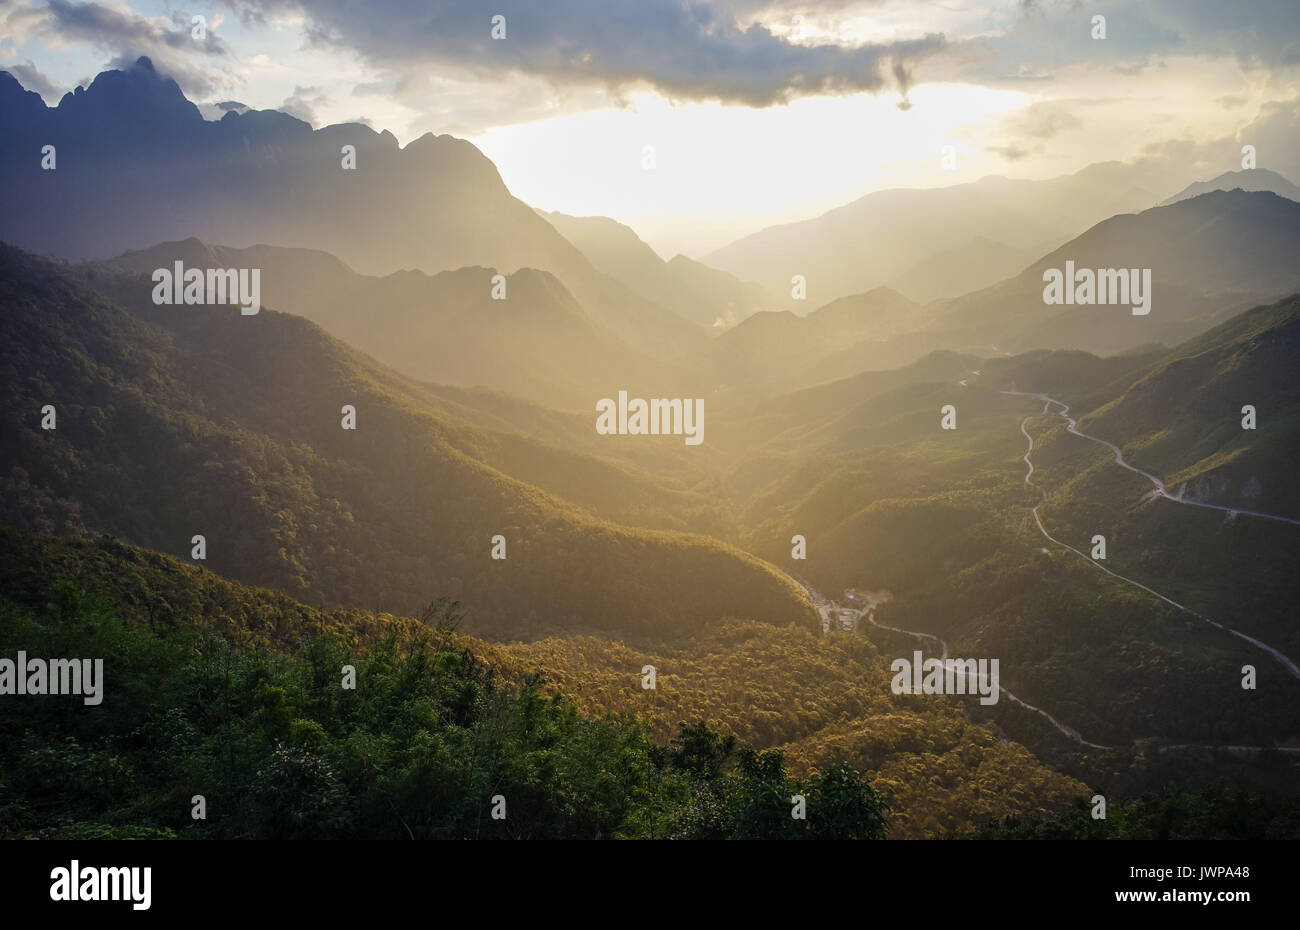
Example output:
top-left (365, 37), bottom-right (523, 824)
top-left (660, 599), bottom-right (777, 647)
top-left (3, 0), bottom-right (1299, 257)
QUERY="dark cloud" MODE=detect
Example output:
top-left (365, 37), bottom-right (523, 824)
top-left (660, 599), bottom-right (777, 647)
top-left (42, 1), bottom-right (227, 57)
top-left (27, 0), bottom-right (233, 97)
top-left (943, 0), bottom-right (1300, 86)
top-left (231, 0), bottom-right (946, 107)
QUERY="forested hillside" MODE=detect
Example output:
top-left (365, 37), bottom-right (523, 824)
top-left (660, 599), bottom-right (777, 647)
top-left (0, 245), bottom-right (814, 640)
top-left (0, 525), bottom-right (1098, 839)
top-left (0, 526), bottom-right (885, 840)
top-left (703, 303), bottom-right (1300, 778)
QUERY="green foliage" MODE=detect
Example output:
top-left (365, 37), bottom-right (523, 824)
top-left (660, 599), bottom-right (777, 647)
top-left (967, 787), bottom-right (1300, 840)
top-left (663, 732), bottom-right (887, 840)
top-left (0, 555), bottom-right (884, 840)
top-left (0, 244), bottom-right (816, 641)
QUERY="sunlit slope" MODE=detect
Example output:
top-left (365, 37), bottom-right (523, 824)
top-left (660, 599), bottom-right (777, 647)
top-left (714, 314), bottom-right (1300, 757)
top-left (0, 60), bottom-right (705, 361)
top-left (0, 244), bottom-right (814, 640)
top-left (1074, 294), bottom-right (1300, 517)
top-left (103, 239), bottom-right (699, 410)
top-left (933, 190), bottom-right (1300, 358)
top-left (539, 209), bottom-right (777, 329)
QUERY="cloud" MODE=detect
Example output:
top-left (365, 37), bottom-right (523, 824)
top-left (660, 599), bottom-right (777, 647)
top-left (1131, 95), bottom-right (1300, 186)
top-left (231, 0), bottom-right (946, 108)
top-left (1236, 95), bottom-right (1300, 182)
top-left (1006, 100), bottom-right (1083, 140)
top-left (279, 85), bottom-right (329, 124)
top-left (41, 0), bottom-right (227, 57)
top-left (940, 0), bottom-right (1300, 87)
top-left (976, 99), bottom-right (1086, 161)
top-left (2, 59), bottom-right (63, 102)
top-left (16, 0), bottom-right (236, 97)
top-left (986, 143), bottom-right (1032, 161)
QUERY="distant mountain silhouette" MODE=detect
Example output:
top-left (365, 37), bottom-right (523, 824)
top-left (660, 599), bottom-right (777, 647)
top-left (104, 238), bottom-right (692, 410)
top-left (1160, 168), bottom-right (1300, 206)
top-left (685, 190), bottom-right (1300, 394)
top-left (888, 236), bottom-right (1045, 304)
top-left (0, 243), bottom-right (813, 639)
top-left (703, 161), bottom-right (1179, 304)
top-left (932, 189), bottom-right (1300, 358)
top-left (0, 58), bottom-right (703, 359)
top-left (694, 286), bottom-right (924, 398)
top-left (540, 210), bottom-right (777, 328)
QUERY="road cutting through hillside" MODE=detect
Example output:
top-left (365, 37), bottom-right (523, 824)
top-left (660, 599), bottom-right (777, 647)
top-left (1007, 390), bottom-right (1300, 680)
top-left (777, 388), bottom-right (1300, 757)
top-left (789, 575), bottom-right (1113, 749)
top-left (786, 570), bottom-right (1297, 756)
top-left (1003, 390), bottom-right (1300, 528)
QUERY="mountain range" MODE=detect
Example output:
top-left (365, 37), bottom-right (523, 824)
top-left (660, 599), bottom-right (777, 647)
top-left (3, 55), bottom-right (1300, 839)
top-left (702, 161), bottom-right (1193, 304)
top-left (0, 243), bottom-right (813, 640)
top-left (0, 57), bottom-right (702, 360)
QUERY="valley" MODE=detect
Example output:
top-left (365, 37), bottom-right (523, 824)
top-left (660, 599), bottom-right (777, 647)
top-left (2, 41), bottom-right (1299, 845)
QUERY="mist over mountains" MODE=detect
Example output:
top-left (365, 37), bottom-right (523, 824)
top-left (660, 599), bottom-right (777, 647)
top-left (0, 57), bottom-right (702, 361)
top-left (703, 162), bottom-right (1191, 304)
top-left (3, 44), bottom-right (1300, 848)
top-left (538, 210), bottom-right (778, 329)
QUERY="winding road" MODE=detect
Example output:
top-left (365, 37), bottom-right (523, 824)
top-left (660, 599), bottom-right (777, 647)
top-left (1003, 390), bottom-right (1300, 528)
top-left (792, 577), bottom-right (1113, 749)
top-left (776, 388), bottom-right (1300, 757)
top-left (1006, 390), bottom-right (1300, 680)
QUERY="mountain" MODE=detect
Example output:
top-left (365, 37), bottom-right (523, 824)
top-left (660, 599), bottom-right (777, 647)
top-left (102, 238), bottom-right (692, 411)
top-left (695, 286), bottom-right (926, 399)
top-left (0, 59), bottom-right (703, 359)
top-left (707, 303), bottom-right (1300, 759)
top-left (888, 236), bottom-right (1043, 304)
top-left (930, 189), bottom-right (1300, 359)
top-left (1075, 294), bottom-right (1300, 516)
top-left (540, 210), bottom-right (777, 328)
top-left (701, 188), bottom-right (1300, 383)
top-left (703, 161), bottom-right (1179, 305)
top-left (1160, 168), bottom-right (1300, 206)
top-left (0, 521), bottom-right (1099, 840)
top-left (0, 243), bottom-right (814, 640)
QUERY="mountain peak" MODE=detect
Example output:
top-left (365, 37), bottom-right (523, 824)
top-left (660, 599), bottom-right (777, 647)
top-left (56, 55), bottom-right (201, 128)
top-left (0, 70), bottom-right (49, 126)
top-left (1161, 168), bottom-right (1300, 206)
